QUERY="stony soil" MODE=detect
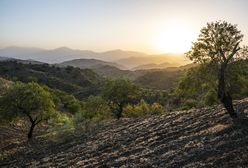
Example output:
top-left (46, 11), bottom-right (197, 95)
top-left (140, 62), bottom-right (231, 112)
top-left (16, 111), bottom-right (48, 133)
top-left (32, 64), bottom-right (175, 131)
top-left (1, 98), bottom-right (248, 168)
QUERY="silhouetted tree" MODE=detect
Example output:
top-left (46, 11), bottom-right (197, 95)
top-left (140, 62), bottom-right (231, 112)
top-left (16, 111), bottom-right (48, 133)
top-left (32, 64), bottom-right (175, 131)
top-left (186, 21), bottom-right (244, 119)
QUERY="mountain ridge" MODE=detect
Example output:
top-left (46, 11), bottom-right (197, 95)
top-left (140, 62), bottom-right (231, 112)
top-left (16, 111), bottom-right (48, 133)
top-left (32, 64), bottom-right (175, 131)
top-left (0, 46), bottom-right (189, 69)
top-left (58, 58), bottom-right (126, 70)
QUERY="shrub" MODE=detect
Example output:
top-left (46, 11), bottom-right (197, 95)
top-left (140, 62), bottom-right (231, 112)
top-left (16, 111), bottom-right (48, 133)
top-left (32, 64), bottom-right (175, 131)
top-left (123, 99), bottom-right (163, 118)
top-left (77, 96), bottom-right (112, 121)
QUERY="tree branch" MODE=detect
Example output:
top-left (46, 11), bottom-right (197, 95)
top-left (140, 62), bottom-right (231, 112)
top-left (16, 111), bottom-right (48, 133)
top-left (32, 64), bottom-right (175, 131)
top-left (226, 42), bottom-right (241, 64)
top-left (35, 119), bottom-right (43, 125)
top-left (22, 110), bottom-right (34, 124)
top-left (219, 48), bottom-right (226, 62)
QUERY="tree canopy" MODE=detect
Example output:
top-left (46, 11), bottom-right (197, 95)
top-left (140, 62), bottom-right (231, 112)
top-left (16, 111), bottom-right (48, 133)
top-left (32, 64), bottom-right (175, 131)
top-left (0, 82), bottom-right (56, 139)
top-left (186, 21), bottom-right (244, 118)
top-left (187, 21), bottom-right (243, 64)
top-left (102, 79), bottom-right (140, 119)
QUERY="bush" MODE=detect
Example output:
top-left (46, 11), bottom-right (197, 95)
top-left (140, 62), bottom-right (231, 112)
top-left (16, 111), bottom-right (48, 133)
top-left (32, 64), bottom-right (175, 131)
top-left (77, 96), bottom-right (112, 121)
top-left (51, 112), bottom-right (75, 140)
top-left (52, 119), bottom-right (75, 141)
top-left (123, 99), bottom-right (163, 118)
top-left (180, 99), bottom-right (198, 110)
top-left (150, 102), bottom-right (164, 115)
top-left (61, 95), bottom-right (81, 114)
top-left (204, 90), bottom-right (218, 106)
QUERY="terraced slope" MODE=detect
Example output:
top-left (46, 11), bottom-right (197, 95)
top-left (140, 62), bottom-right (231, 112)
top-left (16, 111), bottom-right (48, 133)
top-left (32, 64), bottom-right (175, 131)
top-left (1, 99), bottom-right (248, 167)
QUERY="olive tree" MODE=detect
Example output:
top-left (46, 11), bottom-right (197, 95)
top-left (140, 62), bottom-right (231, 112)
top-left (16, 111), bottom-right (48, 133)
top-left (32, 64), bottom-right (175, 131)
top-left (102, 79), bottom-right (139, 119)
top-left (0, 82), bottom-right (56, 139)
top-left (186, 21), bottom-right (244, 119)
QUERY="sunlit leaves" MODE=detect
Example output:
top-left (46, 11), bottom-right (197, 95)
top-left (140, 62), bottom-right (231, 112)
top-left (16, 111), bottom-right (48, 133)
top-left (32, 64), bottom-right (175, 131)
top-left (0, 82), bottom-right (56, 121)
top-left (186, 21), bottom-right (243, 64)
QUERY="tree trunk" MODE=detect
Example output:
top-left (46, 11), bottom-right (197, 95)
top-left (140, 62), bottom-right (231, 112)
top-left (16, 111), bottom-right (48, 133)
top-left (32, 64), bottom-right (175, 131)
top-left (28, 122), bottom-right (36, 139)
top-left (116, 103), bottom-right (123, 120)
top-left (218, 63), bottom-right (237, 119)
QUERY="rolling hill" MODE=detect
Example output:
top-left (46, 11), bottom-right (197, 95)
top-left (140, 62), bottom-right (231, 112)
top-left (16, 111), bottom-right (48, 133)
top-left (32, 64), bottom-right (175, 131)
top-left (90, 63), bottom-right (195, 90)
top-left (0, 61), bottom-right (103, 99)
top-left (58, 58), bottom-right (126, 70)
top-left (91, 65), bottom-right (148, 80)
top-left (132, 62), bottom-right (180, 70)
top-left (1, 98), bottom-right (248, 167)
top-left (135, 70), bottom-right (184, 90)
top-left (116, 54), bottom-right (189, 69)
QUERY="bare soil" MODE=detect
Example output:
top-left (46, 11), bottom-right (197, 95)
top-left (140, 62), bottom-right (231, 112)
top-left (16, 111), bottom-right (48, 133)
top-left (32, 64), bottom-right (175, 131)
top-left (1, 98), bottom-right (248, 168)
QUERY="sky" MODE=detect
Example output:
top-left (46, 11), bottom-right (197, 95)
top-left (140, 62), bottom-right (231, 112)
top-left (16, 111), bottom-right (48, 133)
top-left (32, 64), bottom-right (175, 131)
top-left (0, 0), bottom-right (248, 54)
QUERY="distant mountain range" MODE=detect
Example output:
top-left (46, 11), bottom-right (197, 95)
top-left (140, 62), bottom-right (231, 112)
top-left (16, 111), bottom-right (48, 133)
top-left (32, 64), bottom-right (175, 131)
top-left (132, 62), bottom-right (180, 70)
top-left (116, 54), bottom-right (188, 69)
top-left (0, 46), bottom-right (190, 69)
top-left (59, 58), bottom-right (126, 70)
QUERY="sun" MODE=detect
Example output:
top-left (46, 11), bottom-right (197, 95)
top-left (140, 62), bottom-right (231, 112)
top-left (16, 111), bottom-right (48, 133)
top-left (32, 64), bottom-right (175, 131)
top-left (153, 23), bottom-right (196, 53)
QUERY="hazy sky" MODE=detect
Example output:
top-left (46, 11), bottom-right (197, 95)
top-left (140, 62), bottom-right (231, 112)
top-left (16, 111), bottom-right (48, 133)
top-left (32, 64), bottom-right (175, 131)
top-left (1, 0), bottom-right (248, 53)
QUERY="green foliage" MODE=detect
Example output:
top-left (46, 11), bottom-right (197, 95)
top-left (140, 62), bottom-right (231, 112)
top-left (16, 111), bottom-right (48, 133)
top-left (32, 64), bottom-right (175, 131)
top-left (173, 60), bottom-right (248, 109)
top-left (123, 99), bottom-right (163, 118)
top-left (186, 21), bottom-right (243, 64)
top-left (135, 70), bottom-right (183, 90)
top-left (204, 90), bottom-right (218, 106)
top-left (150, 102), bottom-right (164, 115)
top-left (0, 82), bottom-right (55, 120)
top-left (41, 85), bottom-right (81, 114)
top-left (181, 99), bottom-right (198, 110)
top-left (25, 76), bottom-right (38, 82)
top-left (61, 95), bottom-right (81, 114)
top-left (185, 21), bottom-right (245, 117)
top-left (138, 88), bottom-right (170, 107)
top-left (102, 79), bottom-right (139, 104)
top-left (0, 82), bottom-right (56, 138)
top-left (52, 116), bottom-right (75, 140)
top-left (226, 60), bottom-right (248, 98)
top-left (0, 77), bottom-right (13, 96)
top-left (79, 96), bottom-right (112, 120)
top-left (41, 85), bottom-right (63, 106)
top-left (238, 76), bottom-right (248, 96)
top-left (173, 63), bottom-right (218, 108)
top-left (102, 79), bottom-right (140, 119)
top-left (0, 61), bottom-right (103, 99)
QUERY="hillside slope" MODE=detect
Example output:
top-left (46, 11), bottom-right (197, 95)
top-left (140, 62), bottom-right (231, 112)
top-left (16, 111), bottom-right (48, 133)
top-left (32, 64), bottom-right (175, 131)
top-left (59, 58), bottom-right (125, 70)
top-left (0, 61), bottom-right (103, 99)
top-left (132, 62), bottom-right (180, 70)
top-left (1, 99), bottom-right (248, 167)
top-left (135, 70), bottom-right (183, 89)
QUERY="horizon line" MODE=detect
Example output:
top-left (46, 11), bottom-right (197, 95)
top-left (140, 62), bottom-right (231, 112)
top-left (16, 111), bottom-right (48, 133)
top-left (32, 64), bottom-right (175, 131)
top-left (0, 45), bottom-right (186, 55)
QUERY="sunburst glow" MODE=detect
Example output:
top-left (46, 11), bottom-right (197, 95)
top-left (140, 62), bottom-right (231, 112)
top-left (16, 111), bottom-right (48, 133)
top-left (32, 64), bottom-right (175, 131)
top-left (154, 23), bottom-right (196, 53)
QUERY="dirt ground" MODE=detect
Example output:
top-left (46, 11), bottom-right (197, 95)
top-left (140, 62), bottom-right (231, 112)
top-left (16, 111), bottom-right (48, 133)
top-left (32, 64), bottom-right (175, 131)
top-left (1, 98), bottom-right (248, 168)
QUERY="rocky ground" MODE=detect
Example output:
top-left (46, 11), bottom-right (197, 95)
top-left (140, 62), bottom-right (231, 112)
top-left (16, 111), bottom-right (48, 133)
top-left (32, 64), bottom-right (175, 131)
top-left (1, 98), bottom-right (248, 168)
